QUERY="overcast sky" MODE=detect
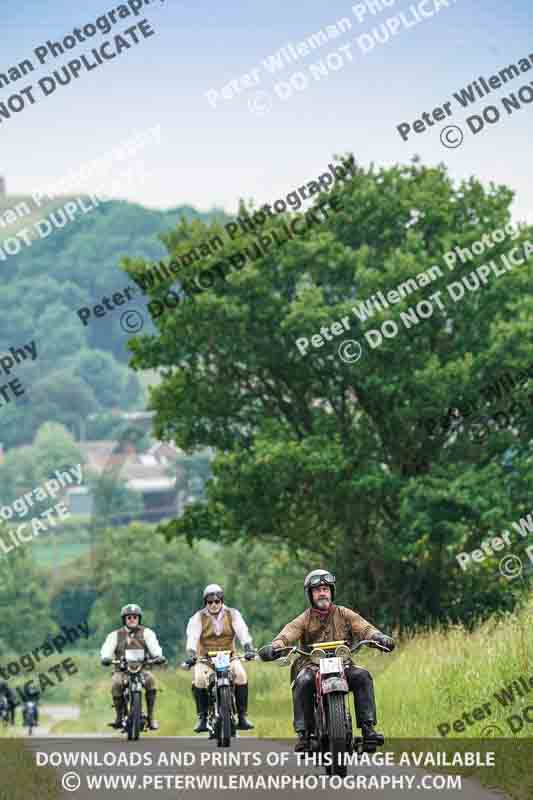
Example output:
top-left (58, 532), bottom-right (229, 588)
top-left (1, 0), bottom-right (532, 221)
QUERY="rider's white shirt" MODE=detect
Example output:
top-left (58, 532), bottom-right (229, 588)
top-left (186, 605), bottom-right (252, 653)
top-left (100, 626), bottom-right (163, 660)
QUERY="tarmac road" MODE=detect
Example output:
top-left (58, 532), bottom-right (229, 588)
top-left (22, 718), bottom-right (509, 800)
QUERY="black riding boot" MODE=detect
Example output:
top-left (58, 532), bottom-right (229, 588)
top-left (294, 731), bottom-right (312, 753)
top-left (345, 664), bottom-right (384, 748)
top-left (235, 684), bottom-right (254, 730)
top-left (361, 721), bottom-right (385, 749)
top-left (109, 697), bottom-right (125, 729)
top-left (146, 689), bottom-right (159, 730)
top-left (193, 687), bottom-right (209, 733)
top-left (292, 668), bottom-right (315, 752)
top-left (293, 669), bottom-right (315, 728)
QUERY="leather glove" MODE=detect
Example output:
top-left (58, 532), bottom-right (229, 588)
top-left (101, 658), bottom-right (112, 666)
top-left (260, 644), bottom-right (283, 662)
top-left (371, 633), bottom-right (395, 652)
top-left (184, 649), bottom-right (197, 668)
top-left (244, 643), bottom-right (255, 661)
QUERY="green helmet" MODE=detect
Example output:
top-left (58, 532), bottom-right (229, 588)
top-left (304, 569), bottom-right (336, 605)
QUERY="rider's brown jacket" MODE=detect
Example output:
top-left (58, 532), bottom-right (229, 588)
top-left (272, 605), bottom-right (380, 677)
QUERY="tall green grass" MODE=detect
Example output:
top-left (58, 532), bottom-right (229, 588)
top-left (47, 600), bottom-right (533, 798)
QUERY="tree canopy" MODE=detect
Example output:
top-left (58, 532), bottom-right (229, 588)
top-left (126, 158), bottom-right (533, 631)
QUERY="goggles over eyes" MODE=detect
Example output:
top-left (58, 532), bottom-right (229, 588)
top-left (206, 596), bottom-right (223, 604)
top-left (308, 573), bottom-right (336, 587)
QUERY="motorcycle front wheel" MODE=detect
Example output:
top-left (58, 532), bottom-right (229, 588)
top-left (127, 692), bottom-right (142, 741)
top-left (326, 693), bottom-right (348, 778)
top-left (217, 686), bottom-right (232, 747)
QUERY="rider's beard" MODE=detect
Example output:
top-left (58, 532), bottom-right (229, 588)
top-left (315, 596), bottom-right (331, 609)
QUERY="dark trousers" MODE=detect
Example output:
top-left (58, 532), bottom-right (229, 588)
top-left (292, 664), bottom-right (377, 734)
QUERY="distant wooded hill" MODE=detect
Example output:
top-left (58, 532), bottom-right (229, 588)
top-left (0, 196), bottom-right (228, 448)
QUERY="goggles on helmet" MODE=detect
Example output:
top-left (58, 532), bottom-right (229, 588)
top-left (308, 572), bottom-right (336, 587)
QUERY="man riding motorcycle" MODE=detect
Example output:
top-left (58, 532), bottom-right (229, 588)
top-left (22, 683), bottom-right (40, 727)
top-left (0, 679), bottom-right (17, 725)
top-left (261, 569), bottom-right (395, 753)
top-left (185, 583), bottom-right (255, 733)
top-left (100, 603), bottom-right (166, 730)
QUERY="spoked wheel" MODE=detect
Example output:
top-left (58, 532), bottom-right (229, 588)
top-left (127, 693), bottom-right (142, 741)
top-left (327, 694), bottom-right (348, 778)
top-left (217, 686), bottom-right (232, 747)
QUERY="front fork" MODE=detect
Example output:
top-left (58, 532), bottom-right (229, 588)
top-left (314, 672), bottom-right (353, 751)
top-left (123, 675), bottom-right (146, 730)
top-left (208, 674), bottom-right (236, 738)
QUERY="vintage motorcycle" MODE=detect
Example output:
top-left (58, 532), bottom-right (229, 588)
top-left (263, 639), bottom-right (390, 778)
top-left (185, 650), bottom-right (256, 748)
top-left (0, 697), bottom-right (10, 727)
top-left (110, 650), bottom-right (166, 741)
top-left (22, 700), bottom-right (38, 736)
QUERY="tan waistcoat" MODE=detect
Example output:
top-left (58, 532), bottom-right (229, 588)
top-left (114, 626), bottom-right (148, 658)
top-left (198, 609), bottom-right (235, 656)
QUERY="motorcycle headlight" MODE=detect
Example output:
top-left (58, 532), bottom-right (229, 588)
top-left (335, 645), bottom-right (351, 660)
top-left (310, 648), bottom-right (327, 665)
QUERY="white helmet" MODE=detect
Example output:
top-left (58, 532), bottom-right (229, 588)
top-left (203, 584), bottom-right (224, 605)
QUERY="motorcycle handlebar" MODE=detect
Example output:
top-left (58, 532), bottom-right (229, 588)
top-left (352, 639), bottom-right (392, 654)
top-left (180, 652), bottom-right (258, 670)
top-left (109, 657), bottom-right (165, 667)
top-left (262, 639), bottom-right (392, 659)
top-left (198, 652), bottom-right (257, 664)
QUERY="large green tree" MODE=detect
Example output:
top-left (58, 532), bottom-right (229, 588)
top-left (126, 159), bottom-right (533, 631)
